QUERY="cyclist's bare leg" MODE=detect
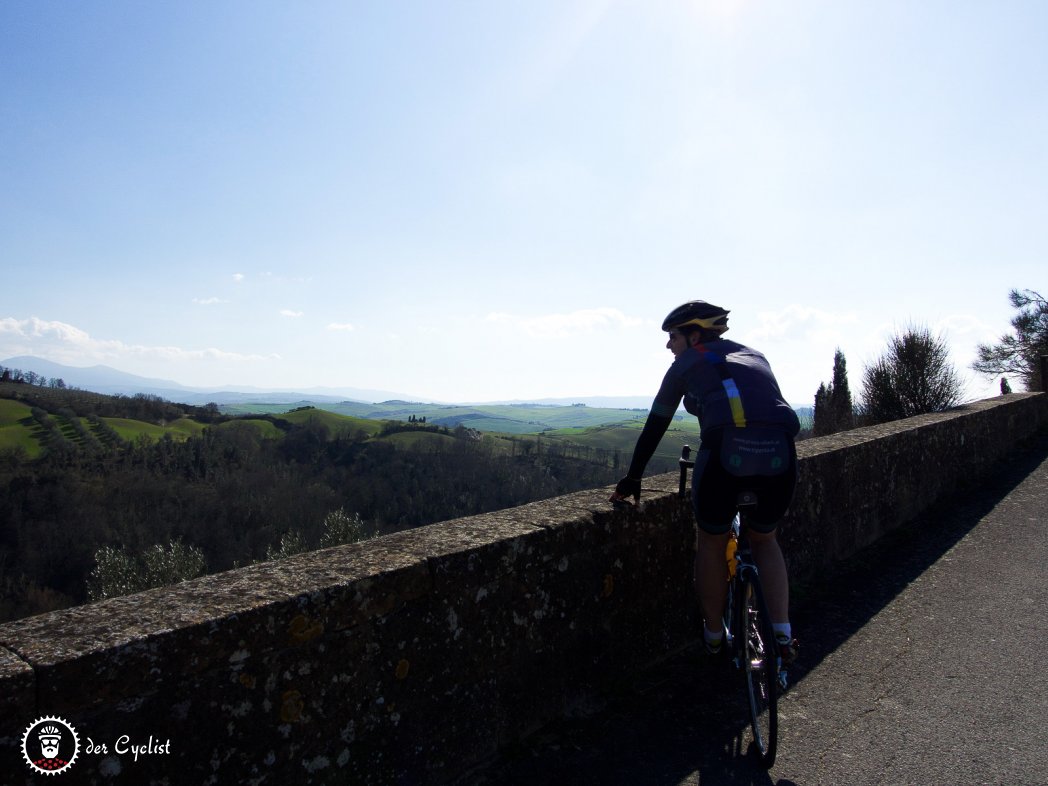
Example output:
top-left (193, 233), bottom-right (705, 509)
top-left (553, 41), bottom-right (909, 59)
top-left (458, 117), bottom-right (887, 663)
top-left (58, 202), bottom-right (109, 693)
top-left (747, 529), bottom-right (789, 625)
top-left (695, 529), bottom-right (730, 634)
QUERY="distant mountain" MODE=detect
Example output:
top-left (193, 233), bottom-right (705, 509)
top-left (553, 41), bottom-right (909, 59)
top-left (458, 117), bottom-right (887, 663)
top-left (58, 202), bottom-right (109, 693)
top-left (2, 356), bottom-right (812, 415)
top-left (2, 356), bottom-right (657, 409)
top-left (3, 355), bottom-right (190, 392)
top-left (482, 396), bottom-right (653, 410)
top-left (0, 356), bottom-right (416, 405)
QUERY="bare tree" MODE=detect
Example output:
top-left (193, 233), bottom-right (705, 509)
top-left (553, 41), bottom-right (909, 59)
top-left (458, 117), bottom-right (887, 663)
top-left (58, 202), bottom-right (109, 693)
top-left (973, 289), bottom-right (1048, 392)
top-left (859, 325), bottom-right (963, 424)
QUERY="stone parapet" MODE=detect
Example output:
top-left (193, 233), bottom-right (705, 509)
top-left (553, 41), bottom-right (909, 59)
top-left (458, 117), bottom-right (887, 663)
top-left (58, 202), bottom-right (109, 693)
top-left (784, 393), bottom-right (1048, 580)
top-left (1, 392), bottom-right (1044, 784)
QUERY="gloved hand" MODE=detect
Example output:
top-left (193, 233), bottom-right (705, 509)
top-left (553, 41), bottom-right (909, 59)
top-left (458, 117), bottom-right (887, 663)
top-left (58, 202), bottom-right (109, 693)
top-left (611, 476), bottom-right (641, 503)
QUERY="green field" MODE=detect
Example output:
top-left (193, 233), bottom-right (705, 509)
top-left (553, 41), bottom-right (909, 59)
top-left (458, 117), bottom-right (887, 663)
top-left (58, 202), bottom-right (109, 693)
top-left (536, 417), bottom-right (701, 473)
top-left (102, 417), bottom-right (206, 442)
top-left (0, 399), bottom-right (42, 457)
top-left (279, 407), bottom-right (382, 437)
top-left (0, 403), bottom-right (212, 455)
top-left (212, 418), bottom-right (285, 439)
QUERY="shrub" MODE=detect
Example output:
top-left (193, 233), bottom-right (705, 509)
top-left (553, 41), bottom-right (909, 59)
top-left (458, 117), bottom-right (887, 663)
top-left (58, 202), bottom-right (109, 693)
top-left (320, 508), bottom-right (369, 547)
top-left (87, 540), bottom-right (207, 601)
top-left (859, 325), bottom-right (963, 424)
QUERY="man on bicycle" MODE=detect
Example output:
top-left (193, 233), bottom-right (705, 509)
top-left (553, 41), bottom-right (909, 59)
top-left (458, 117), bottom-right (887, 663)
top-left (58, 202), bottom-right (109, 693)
top-left (610, 300), bottom-right (800, 661)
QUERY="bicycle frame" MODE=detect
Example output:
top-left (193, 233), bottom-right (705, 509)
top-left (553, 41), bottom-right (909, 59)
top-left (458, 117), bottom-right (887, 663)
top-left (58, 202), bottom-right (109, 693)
top-left (679, 444), bottom-right (783, 768)
top-left (678, 445), bottom-right (786, 681)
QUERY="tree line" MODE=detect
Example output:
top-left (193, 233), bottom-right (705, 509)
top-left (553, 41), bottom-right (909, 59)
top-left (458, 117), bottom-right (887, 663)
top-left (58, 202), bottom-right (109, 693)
top-left (811, 288), bottom-right (1046, 437)
top-left (0, 366), bottom-right (68, 389)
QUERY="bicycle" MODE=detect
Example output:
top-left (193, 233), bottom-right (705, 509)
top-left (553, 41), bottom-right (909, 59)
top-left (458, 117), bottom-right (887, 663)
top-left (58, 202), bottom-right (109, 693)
top-left (678, 444), bottom-right (786, 769)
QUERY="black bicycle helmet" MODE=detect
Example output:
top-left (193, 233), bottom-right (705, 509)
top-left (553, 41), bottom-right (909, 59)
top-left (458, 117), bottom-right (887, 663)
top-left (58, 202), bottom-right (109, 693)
top-left (662, 300), bottom-right (730, 335)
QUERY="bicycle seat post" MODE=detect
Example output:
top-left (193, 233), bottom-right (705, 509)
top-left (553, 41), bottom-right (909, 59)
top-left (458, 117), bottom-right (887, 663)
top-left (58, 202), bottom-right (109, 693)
top-left (735, 490), bottom-right (758, 549)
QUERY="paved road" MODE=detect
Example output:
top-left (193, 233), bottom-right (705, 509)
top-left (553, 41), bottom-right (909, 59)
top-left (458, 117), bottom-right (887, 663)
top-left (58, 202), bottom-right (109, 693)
top-left (470, 436), bottom-right (1048, 786)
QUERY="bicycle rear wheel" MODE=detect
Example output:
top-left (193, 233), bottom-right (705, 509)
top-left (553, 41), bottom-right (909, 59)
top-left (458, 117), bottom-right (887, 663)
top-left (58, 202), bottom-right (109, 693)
top-left (741, 573), bottom-right (778, 768)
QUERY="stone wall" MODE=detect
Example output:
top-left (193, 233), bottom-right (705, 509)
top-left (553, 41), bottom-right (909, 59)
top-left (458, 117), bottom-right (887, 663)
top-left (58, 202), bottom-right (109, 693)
top-left (1, 392), bottom-right (1045, 785)
top-left (782, 393), bottom-right (1047, 581)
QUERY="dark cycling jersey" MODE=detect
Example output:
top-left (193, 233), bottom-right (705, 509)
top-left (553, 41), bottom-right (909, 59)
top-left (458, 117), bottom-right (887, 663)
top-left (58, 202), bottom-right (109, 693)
top-left (626, 339), bottom-right (799, 480)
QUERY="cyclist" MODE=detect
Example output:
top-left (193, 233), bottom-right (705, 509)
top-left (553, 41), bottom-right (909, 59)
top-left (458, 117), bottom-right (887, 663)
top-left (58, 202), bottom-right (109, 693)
top-left (610, 300), bottom-right (800, 661)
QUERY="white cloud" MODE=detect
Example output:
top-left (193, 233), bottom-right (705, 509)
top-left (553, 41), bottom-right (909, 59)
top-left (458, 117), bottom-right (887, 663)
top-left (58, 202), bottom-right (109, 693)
top-left (934, 313), bottom-right (999, 345)
top-left (0, 316), bottom-right (274, 365)
top-left (1, 316), bottom-right (97, 348)
top-left (193, 297), bottom-right (228, 305)
top-left (485, 307), bottom-right (645, 338)
top-left (232, 273), bottom-right (245, 282)
top-left (327, 322), bottom-right (355, 332)
top-left (742, 305), bottom-right (860, 343)
top-left (279, 309), bottom-right (304, 318)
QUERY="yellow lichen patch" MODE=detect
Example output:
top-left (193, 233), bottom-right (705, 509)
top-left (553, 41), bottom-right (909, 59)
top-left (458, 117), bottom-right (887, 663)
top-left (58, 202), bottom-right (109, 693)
top-left (601, 574), bottom-right (615, 598)
top-left (280, 690), bottom-right (304, 723)
top-left (239, 673), bottom-right (257, 689)
top-left (395, 659), bottom-right (410, 680)
top-left (288, 614), bottom-right (324, 644)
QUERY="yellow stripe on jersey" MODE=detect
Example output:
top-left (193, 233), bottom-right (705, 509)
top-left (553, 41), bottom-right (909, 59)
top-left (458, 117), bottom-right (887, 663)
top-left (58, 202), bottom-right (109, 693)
top-left (722, 378), bottom-right (747, 428)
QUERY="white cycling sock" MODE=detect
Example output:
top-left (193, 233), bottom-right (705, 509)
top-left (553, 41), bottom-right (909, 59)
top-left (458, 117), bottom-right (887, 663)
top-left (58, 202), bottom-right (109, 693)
top-left (773, 622), bottom-right (792, 640)
top-left (704, 625), bottom-right (723, 644)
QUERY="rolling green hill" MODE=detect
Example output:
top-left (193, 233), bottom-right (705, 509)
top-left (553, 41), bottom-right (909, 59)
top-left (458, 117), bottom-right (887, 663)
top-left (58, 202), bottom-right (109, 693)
top-left (212, 418), bottom-right (285, 439)
top-left (3, 375), bottom-right (797, 482)
top-left (0, 383), bottom-right (637, 623)
top-left (0, 399), bottom-right (42, 457)
top-left (0, 382), bottom-right (224, 457)
top-left (378, 430), bottom-right (461, 451)
top-left (213, 398), bottom-right (693, 468)
top-left (1, 379), bottom-right (704, 475)
top-left (281, 400), bottom-right (652, 434)
top-left (279, 406), bottom-right (383, 437)
top-left (530, 417), bottom-right (702, 474)
top-left (102, 416), bottom-right (206, 442)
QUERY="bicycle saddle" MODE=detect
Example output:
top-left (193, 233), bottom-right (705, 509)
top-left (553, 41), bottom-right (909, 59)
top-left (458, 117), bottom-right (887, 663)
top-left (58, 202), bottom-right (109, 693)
top-left (737, 491), bottom-right (759, 507)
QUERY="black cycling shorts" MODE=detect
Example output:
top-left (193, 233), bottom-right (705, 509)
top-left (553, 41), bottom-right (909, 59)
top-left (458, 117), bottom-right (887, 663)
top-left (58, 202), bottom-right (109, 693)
top-left (690, 431), bottom-right (797, 535)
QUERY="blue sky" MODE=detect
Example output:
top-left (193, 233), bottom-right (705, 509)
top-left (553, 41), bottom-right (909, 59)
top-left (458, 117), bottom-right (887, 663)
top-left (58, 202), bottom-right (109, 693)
top-left (1, 1), bottom-right (1044, 405)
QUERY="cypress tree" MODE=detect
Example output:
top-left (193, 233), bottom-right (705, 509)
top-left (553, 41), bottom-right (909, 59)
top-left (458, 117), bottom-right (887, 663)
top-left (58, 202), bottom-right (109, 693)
top-left (813, 349), bottom-right (854, 436)
top-left (812, 382), bottom-right (832, 437)
top-left (829, 349), bottom-right (854, 432)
